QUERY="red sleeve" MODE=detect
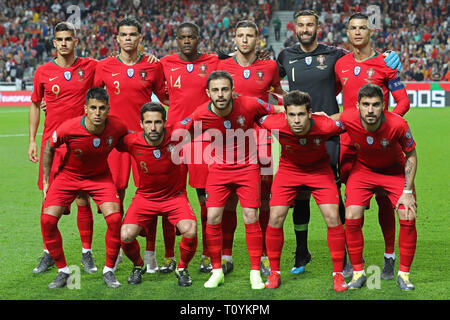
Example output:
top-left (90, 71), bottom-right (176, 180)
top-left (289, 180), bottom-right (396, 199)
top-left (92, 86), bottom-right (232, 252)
top-left (322, 115), bottom-right (346, 136)
top-left (49, 122), bottom-right (68, 148)
top-left (31, 67), bottom-right (43, 103)
top-left (270, 61), bottom-right (281, 89)
top-left (92, 62), bottom-right (105, 87)
top-left (152, 62), bottom-right (169, 103)
top-left (254, 97), bottom-right (275, 118)
top-left (398, 121), bottom-right (416, 153)
top-left (385, 67), bottom-right (409, 116)
top-left (115, 133), bottom-right (131, 153)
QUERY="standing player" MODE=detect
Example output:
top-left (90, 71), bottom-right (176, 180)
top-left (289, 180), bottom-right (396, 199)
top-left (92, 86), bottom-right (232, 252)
top-left (260, 90), bottom-right (347, 291)
top-left (119, 103), bottom-right (198, 287)
top-left (28, 22), bottom-right (97, 274)
top-left (176, 71), bottom-right (285, 289)
top-left (40, 87), bottom-right (128, 289)
top-left (93, 18), bottom-right (171, 273)
top-left (276, 9), bottom-right (402, 274)
top-left (217, 20), bottom-right (285, 276)
top-left (334, 84), bottom-right (418, 290)
top-left (160, 22), bottom-right (220, 273)
top-left (334, 13), bottom-right (410, 280)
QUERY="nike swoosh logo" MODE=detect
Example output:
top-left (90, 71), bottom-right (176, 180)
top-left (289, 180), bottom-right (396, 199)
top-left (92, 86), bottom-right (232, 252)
top-left (49, 77), bottom-right (58, 81)
top-left (342, 70), bottom-right (349, 73)
top-left (112, 73), bottom-right (120, 76)
top-left (289, 60), bottom-right (298, 64)
top-left (171, 68), bottom-right (180, 71)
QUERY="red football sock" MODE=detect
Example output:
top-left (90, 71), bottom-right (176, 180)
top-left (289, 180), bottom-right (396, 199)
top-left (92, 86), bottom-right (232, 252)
top-left (145, 216), bottom-right (157, 251)
top-left (221, 209), bottom-right (237, 256)
top-left (259, 209), bottom-right (270, 254)
top-left (327, 224), bottom-right (346, 273)
top-left (41, 213), bottom-right (66, 269)
top-left (76, 204), bottom-right (93, 250)
top-left (206, 223), bottom-right (222, 269)
top-left (398, 219), bottom-right (417, 273)
top-left (376, 195), bottom-right (396, 254)
top-left (122, 239), bottom-right (144, 267)
top-left (104, 212), bottom-right (122, 268)
top-left (178, 236), bottom-right (198, 269)
top-left (345, 218), bottom-right (364, 272)
top-left (162, 216), bottom-right (176, 258)
top-left (200, 203), bottom-right (208, 255)
top-left (265, 225), bottom-right (284, 272)
top-left (245, 221), bottom-right (263, 270)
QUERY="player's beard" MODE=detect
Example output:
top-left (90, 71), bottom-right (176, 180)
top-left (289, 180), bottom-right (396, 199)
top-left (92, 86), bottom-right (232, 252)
top-left (212, 97), bottom-right (232, 111)
top-left (297, 31), bottom-right (317, 45)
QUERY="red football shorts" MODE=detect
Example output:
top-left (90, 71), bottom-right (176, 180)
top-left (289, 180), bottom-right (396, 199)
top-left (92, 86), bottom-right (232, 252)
top-left (185, 140), bottom-right (209, 189)
top-left (260, 174), bottom-right (273, 200)
top-left (37, 136), bottom-right (66, 190)
top-left (339, 132), bottom-right (357, 185)
top-left (107, 149), bottom-right (140, 190)
top-left (122, 191), bottom-right (197, 233)
top-left (205, 166), bottom-right (261, 208)
top-left (270, 165), bottom-right (340, 206)
top-left (43, 171), bottom-right (120, 209)
top-left (344, 162), bottom-right (413, 208)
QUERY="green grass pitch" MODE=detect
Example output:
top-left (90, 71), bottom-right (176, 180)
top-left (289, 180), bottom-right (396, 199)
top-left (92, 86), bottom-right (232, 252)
top-left (0, 106), bottom-right (448, 303)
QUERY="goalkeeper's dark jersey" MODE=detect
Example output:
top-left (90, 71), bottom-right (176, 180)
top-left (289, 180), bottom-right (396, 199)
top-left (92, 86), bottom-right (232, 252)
top-left (277, 43), bottom-right (347, 115)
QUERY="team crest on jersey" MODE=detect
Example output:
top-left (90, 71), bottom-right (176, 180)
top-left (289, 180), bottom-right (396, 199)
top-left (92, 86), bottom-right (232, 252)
top-left (199, 63), bottom-right (207, 73)
top-left (380, 138), bottom-right (390, 148)
top-left (106, 136), bottom-right (114, 146)
top-left (299, 138), bottom-right (307, 146)
top-left (139, 70), bottom-right (147, 80)
top-left (366, 68), bottom-right (375, 79)
top-left (153, 149), bottom-right (161, 159)
top-left (52, 131), bottom-right (57, 143)
top-left (313, 137), bottom-right (322, 146)
top-left (180, 117), bottom-right (192, 125)
top-left (405, 128), bottom-right (414, 147)
top-left (64, 71), bottom-right (72, 81)
top-left (335, 120), bottom-right (345, 130)
top-left (256, 69), bottom-right (264, 80)
top-left (127, 68), bottom-right (135, 78)
top-left (316, 55), bottom-right (327, 70)
top-left (237, 115), bottom-right (246, 127)
top-left (93, 138), bottom-right (101, 148)
top-left (224, 120), bottom-right (232, 129)
top-left (77, 68), bottom-right (85, 80)
top-left (243, 69), bottom-right (251, 79)
top-left (366, 136), bottom-right (374, 145)
top-left (305, 56), bottom-right (312, 65)
top-left (186, 64), bottom-right (194, 73)
top-left (354, 66), bottom-right (361, 76)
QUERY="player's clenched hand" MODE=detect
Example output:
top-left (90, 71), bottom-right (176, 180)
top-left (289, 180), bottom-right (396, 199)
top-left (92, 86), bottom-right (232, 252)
top-left (396, 193), bottom-right (417, 220)
top-left (40, 100), bottom-right (47, 113)
top-left (28, 142), bottom-right (38, 163)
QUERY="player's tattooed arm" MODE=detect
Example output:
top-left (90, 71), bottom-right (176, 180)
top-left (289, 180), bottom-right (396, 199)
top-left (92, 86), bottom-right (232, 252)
top-left (396, 148), bottom-right (418, 219)
top-left (41, 140), bottom-right (55, 199)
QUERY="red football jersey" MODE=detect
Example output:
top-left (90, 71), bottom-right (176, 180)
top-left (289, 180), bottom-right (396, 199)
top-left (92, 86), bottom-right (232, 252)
top-left (116, 128), bottom-right (184, 200)
top-left (50, 115), bottom-right (128, 177)
top-left (31, 57), bottom-right (97, 140)
top-left (217, 57), bottom-right (281, 102)
top-left (160, 53), bottom-right (219, 125)
top-left (340, 110), bottom-right (416, 173)
top-left (334, 51), bottom-right (409, 115)
top-left (93, 56), bottom-right (168, 131)
top-left (260, 113), bottom-right (345, 170)
top-left (176, 96), bottom-right (275, 172)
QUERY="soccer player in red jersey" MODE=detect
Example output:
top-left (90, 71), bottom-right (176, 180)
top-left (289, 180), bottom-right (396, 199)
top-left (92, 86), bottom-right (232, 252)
top-left (334, 13), bottom-right (410, 280)
top-left (260, 91), bottom-right (347, 291)
top-left (93, 18), bottom-right (172, 273)
top-left (118, 103), bottom-right (198, 287)
top-left (160, 22), bottom-right (220, 273)
top-left (217, 20), bottom-right (285, 276)
top-left (40, 87), bottom-right (128, 289)
top-left (175, 71), bottom-right (284, 289)
top-left (28, 22), bottom-right (97, 274)
top-left (333, 84), bottom-right (418, 291)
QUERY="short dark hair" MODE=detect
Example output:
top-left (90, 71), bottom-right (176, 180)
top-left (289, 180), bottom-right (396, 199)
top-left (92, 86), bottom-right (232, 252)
top-left (283, 90), bottom-right (312, 111)
top-left (117, 18), bottom-right (142, 34)
top-left (176, 22), bottom-right (200, 37)
top-left (54, 22), bottom-right (77, 37)
top-left (236, 20), bottom-right (259, 36)
top-left (206, 70), bottom-right (233, 89)
top-left (85, 87), bottom-right (109, 104)
top-left (140, 102), bottom-right (166, 121)
top-left (294, 9), bottom-right (319, 25)
top-left (357, 84), bottom-right (384, 103)
top-left (347, 12), bottom-right (369, 28)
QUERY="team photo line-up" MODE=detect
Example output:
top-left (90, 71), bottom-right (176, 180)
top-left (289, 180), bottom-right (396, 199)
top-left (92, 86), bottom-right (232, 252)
top-left (28, 10), bottom-right (418, 292)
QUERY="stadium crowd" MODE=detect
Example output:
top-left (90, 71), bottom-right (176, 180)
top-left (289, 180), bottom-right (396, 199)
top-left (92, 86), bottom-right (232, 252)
top-left (0, 0), bottom-right (448, 83)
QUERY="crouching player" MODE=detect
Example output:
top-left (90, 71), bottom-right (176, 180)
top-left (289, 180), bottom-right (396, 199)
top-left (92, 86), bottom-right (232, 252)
top-left (334, 84), bottom-right (418, 290)
top-left (261, 90), bottom-right (348, 291)
top-left (40, 87), bottom-right (128, 289)
top-left (118, 102), bottom-right (198, 287)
